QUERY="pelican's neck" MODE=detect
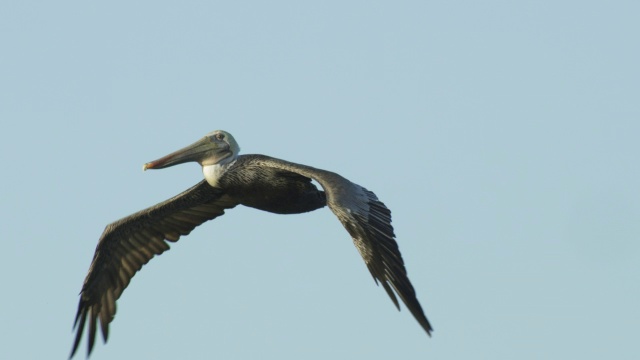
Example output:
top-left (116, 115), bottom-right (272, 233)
top-left (202, 159), bottom-right (236, 188)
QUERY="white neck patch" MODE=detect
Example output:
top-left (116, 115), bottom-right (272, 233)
top-left (202, 159), bottom-right (236, 188)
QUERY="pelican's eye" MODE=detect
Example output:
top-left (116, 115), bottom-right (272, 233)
top-left (215, 133), bottom-right (225, 140)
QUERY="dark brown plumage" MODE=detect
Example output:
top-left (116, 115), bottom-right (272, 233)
top-left (71, 131), bottom-right (432, 358)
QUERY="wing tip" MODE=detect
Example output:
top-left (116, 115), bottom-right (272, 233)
top-left (423, 320), bottom-right (434, 337)
top-left (70, 299), bottom-right (107, 359)
top-left (69, 302), bottom-right (87, 359)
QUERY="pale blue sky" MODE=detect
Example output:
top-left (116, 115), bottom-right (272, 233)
top-left (1, 1), bottom-right (639, 359)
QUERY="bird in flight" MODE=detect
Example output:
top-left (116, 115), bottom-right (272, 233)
top-left (71, 130), bottom-right (432, 358)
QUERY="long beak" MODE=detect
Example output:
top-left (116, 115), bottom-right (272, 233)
top-left (143, 137), bottom-right (216, 171)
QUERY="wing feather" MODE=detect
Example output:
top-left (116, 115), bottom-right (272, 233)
top-left (334, 188), bottom-right (433, 336)
top-left (329, 186), bottom-right (434, 334)
top-left (253, 156), bottom-right (433, 337)
top-left (70, 180), bottom-right (238, 358)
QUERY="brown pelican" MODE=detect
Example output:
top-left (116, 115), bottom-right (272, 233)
top-left (71, 130), bottom-right (432, 358)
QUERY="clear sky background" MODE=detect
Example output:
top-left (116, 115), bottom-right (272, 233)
top-left (1, 1), bottom-right (639, 359)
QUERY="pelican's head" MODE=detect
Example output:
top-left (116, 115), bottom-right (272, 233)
top-left (143, 130), bottom-right (240, 171)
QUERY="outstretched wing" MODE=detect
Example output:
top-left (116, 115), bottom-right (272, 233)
top-left (329, 184), bottom-right (433, 336)
top-left (253, 156), bottom-right (433, 336)
top-left (71, 180), bottom-right (238, 358)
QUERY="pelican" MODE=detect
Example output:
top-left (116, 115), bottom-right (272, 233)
top-left (71, 130), bottom-right (432, 358)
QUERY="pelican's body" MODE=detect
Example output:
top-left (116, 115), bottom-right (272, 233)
top-left (204, 155), bottom-right (326, 214)
top-left (71, 131), bottom-right (432, 358)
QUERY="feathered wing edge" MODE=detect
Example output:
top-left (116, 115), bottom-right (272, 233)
top-left (70, 180), bottom-right (238, 358)
top-left (332, 187), bottom-right (433, 336)
top-left (253, 156), bottom-right (433, 336)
